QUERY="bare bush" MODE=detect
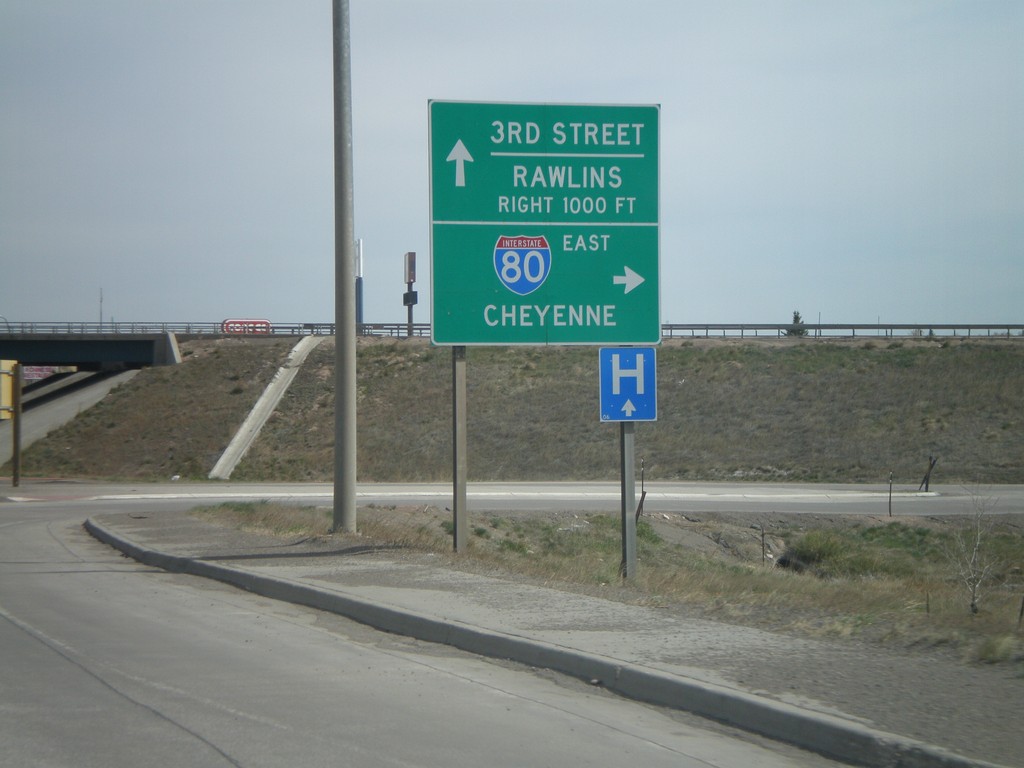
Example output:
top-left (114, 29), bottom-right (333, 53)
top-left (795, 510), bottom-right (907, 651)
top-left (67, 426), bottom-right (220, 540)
top-left (943, 492), bottom-right (1003, 614)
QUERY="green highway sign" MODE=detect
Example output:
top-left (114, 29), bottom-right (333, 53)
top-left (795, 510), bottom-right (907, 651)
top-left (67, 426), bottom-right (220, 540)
top-left (429, 101), bottom-right (660, 345)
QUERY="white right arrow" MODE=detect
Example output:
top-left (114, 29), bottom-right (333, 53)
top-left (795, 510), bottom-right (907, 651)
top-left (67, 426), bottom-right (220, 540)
top-left (446, 139), bottom-right (474, 187)
top-left (621, 399), bottom-right (637, 417)
top-left (613, 266), bottom-right (645, 294)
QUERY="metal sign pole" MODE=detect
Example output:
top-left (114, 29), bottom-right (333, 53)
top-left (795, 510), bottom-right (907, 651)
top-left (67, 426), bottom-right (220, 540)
top-left (620, 421), bottom-right (636, 578)
top-left (406, 284), bottom-right (414, 338)
top-left (404, 251), bottom-right (417, 338)
top-left (452, 346), bottom-right (468, 551)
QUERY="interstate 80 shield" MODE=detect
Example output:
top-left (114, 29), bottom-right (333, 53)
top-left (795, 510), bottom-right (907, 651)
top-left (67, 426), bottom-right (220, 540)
top-left (493, 235), bottom-right (551, 296)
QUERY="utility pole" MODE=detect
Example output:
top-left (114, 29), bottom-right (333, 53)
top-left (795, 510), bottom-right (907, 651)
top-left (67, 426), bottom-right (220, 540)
top-left (332, 0), bottom-right (357, 533)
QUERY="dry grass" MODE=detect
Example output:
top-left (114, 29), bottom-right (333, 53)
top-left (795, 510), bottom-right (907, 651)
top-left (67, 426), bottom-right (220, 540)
top-left (238, 336), bottom-right (1024, 485)
top-left (15, 337), bottom-right (295, 479)
top-left (197, 501), bottom-right (1024, 668)
top-left (8, 335), bottom-right (1024, 485)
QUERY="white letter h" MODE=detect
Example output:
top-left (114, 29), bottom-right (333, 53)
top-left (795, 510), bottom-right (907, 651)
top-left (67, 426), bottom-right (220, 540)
top-left (611, 353), bottom-right (644, 395)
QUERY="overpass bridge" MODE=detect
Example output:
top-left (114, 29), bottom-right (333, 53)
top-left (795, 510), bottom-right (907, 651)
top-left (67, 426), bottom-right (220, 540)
top-left (0, 331), bottom-right (181, 371)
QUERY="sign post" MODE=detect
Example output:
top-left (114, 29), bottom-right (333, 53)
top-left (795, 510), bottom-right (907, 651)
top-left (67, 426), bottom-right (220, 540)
top-left (620, 422), bottom-right (637, 578)
top-left (0, 360), bottom-right (13, 421)
top-left (403, 251), bottom-right (418, 338)
top-left (452, 346), bottom-right (468, 551)
top-left (599, 347), bottom-right (658, 577)
top-left (2, 361), bottom-right (22, 487)
top-left (429, 100), bottom-right (660, 557)
top-left (12, 363), bottom-right (21, 487)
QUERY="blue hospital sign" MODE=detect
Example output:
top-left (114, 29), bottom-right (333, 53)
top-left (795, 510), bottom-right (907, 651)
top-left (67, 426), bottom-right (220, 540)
top-left (599, 347), bottom-right (657, 422)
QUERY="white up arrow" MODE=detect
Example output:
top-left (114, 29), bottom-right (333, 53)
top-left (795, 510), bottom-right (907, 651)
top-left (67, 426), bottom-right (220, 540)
top-left (446, 139), bottom-right (474, 187)
top-left (613, 266), bottom-right (645, 294)
top-left (621, 399), bottom-right (637, 417)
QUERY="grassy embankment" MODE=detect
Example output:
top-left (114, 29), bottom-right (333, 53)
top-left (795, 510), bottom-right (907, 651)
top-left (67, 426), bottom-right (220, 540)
top-left (16, 334), bottom-right (1021, 484)
top-left (241, 336), bottom-right (1024, 484)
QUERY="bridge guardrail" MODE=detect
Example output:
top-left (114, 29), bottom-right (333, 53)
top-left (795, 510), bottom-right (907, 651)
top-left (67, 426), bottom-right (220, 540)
top-left (2, 322), bottom-right (1021, 339)
top-left (661, 323), bottom-right (1024, 339)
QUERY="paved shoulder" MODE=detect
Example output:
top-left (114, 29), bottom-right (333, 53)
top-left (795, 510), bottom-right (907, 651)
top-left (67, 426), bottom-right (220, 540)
top-left (86, 510), bottom-right (1016, 768)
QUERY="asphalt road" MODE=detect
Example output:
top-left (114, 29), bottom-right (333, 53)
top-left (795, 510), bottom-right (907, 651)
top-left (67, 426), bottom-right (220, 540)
top-left (8, 479), bottom-right (1024, 518)
top-left (1, 497), bottom-right (840, 767)
top-left (0, 371), bottom-right (138, 467)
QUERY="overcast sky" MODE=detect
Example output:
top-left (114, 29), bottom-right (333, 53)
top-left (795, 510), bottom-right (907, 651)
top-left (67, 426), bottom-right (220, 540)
top-left (1, 0), bottom-right (1021, 327)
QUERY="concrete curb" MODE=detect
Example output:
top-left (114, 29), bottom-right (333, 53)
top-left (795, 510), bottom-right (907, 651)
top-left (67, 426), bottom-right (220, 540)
top-left (85, 517), bottom-right (1003, 768)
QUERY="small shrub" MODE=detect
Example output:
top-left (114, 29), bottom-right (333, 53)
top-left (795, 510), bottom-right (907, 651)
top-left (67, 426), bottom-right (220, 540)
top-left (790, 530), bottom-right (845, 565)
top-left (941, 496), bottom-right (1004, 614)
top-left (974, 635), bottom-right (1021, 664)
top-left (785, 310), bottom-right (808, 337)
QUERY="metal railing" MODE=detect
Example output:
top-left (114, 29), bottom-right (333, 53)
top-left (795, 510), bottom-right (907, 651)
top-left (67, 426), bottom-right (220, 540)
top-left (1, 321), bottom-right (1021, 339)
top-left (0, 321), bottom-right (431, 338)
top-left (661, 323), bottom-right (1024, 339)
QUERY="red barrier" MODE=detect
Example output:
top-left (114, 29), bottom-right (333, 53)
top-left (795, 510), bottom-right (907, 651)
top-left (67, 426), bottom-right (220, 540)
top-left (221, 319), bottom-right (272, 335)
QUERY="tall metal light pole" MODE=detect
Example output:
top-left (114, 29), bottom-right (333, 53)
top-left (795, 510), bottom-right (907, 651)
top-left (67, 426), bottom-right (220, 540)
top-left (332, 0), bottom-right (357, 532)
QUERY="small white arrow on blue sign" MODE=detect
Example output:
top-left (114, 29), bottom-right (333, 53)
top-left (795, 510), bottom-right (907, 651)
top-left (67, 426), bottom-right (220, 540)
top-left (599, 347), bottom-right (657, 422)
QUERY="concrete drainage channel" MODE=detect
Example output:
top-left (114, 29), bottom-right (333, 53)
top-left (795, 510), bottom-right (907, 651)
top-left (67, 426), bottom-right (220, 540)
top-left (85, 517), bottom-right (1005, 768)
top-left (208, 335), bottom-right (324, 481)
